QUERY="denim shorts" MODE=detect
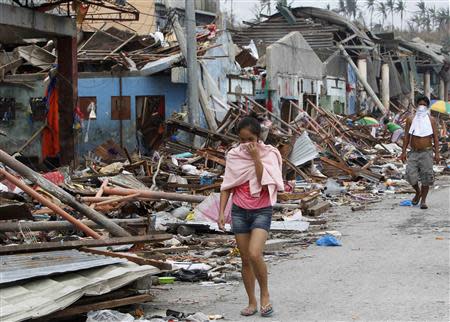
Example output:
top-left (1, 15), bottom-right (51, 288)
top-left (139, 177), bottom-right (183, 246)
top-left (231, 204), bottom-right (273, 234)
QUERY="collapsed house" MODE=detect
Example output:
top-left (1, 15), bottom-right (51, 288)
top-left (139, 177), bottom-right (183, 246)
top-left (231, 6), bottom-right (450, 120)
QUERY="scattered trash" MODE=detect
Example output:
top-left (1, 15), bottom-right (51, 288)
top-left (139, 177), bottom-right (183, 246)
top-left (86, 310), bottom-right (135, 322)
top-left (316, 235), bottom-right (342, 247)
top-left (400, 200), bottom-right (413, 206)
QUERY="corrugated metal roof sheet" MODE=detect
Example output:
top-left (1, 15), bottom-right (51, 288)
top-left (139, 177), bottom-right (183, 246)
top-left (0, 249), bottom-right (126, 285)
top-left (231, 13), bottom-right (337, 51)
top-left (289, 132), bottom-right (319, 166)
top-left (0, 262), bottom-right (159, 322)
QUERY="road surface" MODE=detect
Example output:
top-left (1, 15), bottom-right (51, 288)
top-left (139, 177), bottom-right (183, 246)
top-left (149, 176), bottom-right (450, 321)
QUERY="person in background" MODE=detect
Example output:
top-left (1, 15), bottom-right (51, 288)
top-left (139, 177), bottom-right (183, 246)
top-left (218, 113), bottom-right (283, 318)
top-left (400, 96), bottom-right (440, 209)
top-left (383, 118), bottom-right (405, 146)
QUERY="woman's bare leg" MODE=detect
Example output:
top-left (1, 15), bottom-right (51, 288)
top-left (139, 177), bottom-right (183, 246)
top-left (248, 228), bottom-right (270, 307)
top-left (235, 233), bottom-right (257, 311)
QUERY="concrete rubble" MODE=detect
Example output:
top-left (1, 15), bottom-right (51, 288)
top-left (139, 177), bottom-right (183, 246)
top-left (0, 1), bottom-right (449, 322)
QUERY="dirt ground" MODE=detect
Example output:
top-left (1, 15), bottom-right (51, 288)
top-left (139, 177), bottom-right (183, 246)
top-left (147, 176), bottom-right (450, 322)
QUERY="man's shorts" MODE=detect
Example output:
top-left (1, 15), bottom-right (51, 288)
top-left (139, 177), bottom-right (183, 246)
top-left (231, 204), bottom-right (272, 234)
top-left (406, 149), bottom-right (434, 186)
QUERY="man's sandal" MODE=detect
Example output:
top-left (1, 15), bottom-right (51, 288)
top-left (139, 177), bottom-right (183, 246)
top-left (240, 307), bottom-right (257, 317)
top-left (261, 304), bottom-right (274, 317)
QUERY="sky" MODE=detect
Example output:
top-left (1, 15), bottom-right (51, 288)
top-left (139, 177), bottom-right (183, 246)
top-left (219, 0), bottom-right (449, 27)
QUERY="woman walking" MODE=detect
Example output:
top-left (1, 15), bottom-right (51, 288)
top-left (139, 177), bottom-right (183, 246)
top-left (218, 113), bottom-right (283, 318)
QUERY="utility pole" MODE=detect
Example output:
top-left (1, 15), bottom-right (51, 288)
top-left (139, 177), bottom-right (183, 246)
top-left (185, 0), bottom-right (200, 128)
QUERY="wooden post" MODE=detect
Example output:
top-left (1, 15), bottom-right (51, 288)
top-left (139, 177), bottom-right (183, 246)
top-left (57, 36), bottom-right (77, 165)
top-left (424, 71), bottom-right (431, 99)
top-left (0, 148), bottom-right (131, 237)
top-left (410, 70), bottom-right (415, 104)
top-left (439, 78), bottom-right (445, 100)
top-left (444, 82), bottom-right (449, 102)
top-left (381, 63), bottom-right (390, 109)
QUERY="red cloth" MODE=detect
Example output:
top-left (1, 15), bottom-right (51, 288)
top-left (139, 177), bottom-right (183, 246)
top-left (42, 84), bottom-right (60, 159)
top-left (42, 171), bottom-right (65, 186)
top-left (233, 181), bottom-right (271, 210)
top-left (266, 98), bottom-right (273, 112)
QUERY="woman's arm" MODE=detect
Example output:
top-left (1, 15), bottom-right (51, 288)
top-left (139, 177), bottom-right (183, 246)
top-left (218, 189), bottom-right (231, 230)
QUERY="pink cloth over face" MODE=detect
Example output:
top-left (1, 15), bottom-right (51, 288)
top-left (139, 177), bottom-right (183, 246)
top-left (221, 142), bottom-right (284, 207)
top-left (232, 182), bottom-right (271, 209)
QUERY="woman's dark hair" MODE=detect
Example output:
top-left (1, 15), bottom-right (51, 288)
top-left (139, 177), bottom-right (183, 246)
top-left (416, 95), bottom-right (430, 106)
top-left (236, 111), bottom-right (263, 137)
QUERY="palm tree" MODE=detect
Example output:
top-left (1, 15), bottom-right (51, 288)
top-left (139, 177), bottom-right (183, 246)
top-left (366, 0), bottom-right (376, 29)
top-left (345, 0), bottom-right (358, 20)
top-left (410, 14), bottom-right (422, 31)
top-left (395, 0), bottom-right (406, 31)
top-left (436, 8), bottom-right (450, 28)
top-left (386, 0), bottom-right (395, 30)
top-left (416, 0), bottom-right (426, 15)
top-left (377, 1), bottom-right (388, 26)
top-left (427, 6), bottom-right (437, 30)
top-left (338, 0), bottom-right (346, 16)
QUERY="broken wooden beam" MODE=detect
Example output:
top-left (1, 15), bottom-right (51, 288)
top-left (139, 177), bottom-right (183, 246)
top-left (0, 234), bottom-right (172, 254)
top-left (41, 294), bottom-right (154, 320)
top-left (305, 201), bottom-right (331, 217)
top-left (90, 179), bottom-right (108, 209)
top-left (0, 218), bottom-right (146, 233)
top-left (80, 247), bottom-right (172, 270)
top-left (0, 149), bottom-right (131, 237)
top-left (103, 186), bottom-right (206, 203)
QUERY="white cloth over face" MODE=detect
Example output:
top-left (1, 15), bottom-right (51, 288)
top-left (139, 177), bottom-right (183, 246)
top-left (409, 105), bottom-right (433, 137)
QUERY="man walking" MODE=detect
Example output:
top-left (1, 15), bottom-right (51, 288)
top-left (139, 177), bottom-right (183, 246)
top-left (400, 96), bottom-right (440, 209)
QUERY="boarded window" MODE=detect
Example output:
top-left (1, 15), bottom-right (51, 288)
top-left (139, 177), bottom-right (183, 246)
top-left (111, 96), bottom-right (131, 120)
top-left (0, 98), bottom-right (15, 121)
top-left (79, 97), bottom-right (97, 120)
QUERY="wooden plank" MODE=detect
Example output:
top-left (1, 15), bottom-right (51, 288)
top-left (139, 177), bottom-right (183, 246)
top-left (137, 246), bottom-right (190, 255)
top-left (320, 157), bottom-right (354, 175)
top-left (306, 201), bottom-right (331, 217)
top-left (80, 247), bottom-right (172, 270)
top-left (196, 150), bottom-right (226, 166)
top-left (0, 234), bottom-right (172, 255)
top-left (45, 294), bottom-right (153, 319)
top-left (195, 182), bottom-right (222, 192)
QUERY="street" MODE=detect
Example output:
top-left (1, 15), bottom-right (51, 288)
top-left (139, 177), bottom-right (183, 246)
top-left (150, 177), bottom-right (450, 321)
